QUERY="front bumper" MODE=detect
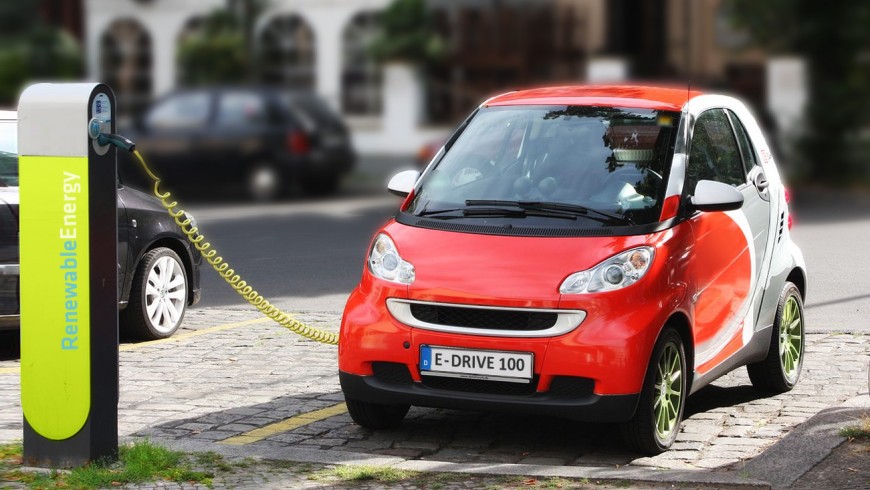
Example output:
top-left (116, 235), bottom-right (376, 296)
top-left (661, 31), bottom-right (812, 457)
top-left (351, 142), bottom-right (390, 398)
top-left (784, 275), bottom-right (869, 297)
top-left (339, 370), bottom-right (639, 422)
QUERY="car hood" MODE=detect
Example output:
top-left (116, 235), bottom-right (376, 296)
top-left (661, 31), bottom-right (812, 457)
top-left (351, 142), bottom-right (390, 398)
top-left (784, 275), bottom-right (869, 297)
top-left (383, 220), bottom-right (651, 308)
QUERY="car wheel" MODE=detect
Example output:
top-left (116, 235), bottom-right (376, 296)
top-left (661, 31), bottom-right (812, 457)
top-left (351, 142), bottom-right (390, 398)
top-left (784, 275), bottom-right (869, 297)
top-left (345, 397), bottom-right (409, 429)
top-left (121, 247), bottom-right (188, 340)
top-left (747, 282), bottom-right (804, 393)
top-left (622, 327), bottom-right (687, 454)
top-left (248, 164), bottom-right (283, 201)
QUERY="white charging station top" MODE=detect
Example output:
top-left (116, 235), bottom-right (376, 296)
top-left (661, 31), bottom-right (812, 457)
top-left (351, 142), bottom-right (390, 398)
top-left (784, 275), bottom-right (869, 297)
top-left (18, 83), bottom-right (105, 158)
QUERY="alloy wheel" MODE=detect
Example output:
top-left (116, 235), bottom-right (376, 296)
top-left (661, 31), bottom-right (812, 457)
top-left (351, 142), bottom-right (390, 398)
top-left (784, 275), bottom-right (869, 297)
top-left (145, 255), bottom-right (187, 335)
top-left (654, 342), bottom-right (683, 443)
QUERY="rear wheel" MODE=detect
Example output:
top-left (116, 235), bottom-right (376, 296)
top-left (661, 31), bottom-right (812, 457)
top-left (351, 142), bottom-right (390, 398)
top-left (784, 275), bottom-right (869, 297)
top-left (345, 397), bottom-right (409, 429)
top-left (622, 327), bottom-right (687, 454)
top-left (747, 282), bottom-right (804, 392)
top-left (247, 163), bottom-right (284, 201)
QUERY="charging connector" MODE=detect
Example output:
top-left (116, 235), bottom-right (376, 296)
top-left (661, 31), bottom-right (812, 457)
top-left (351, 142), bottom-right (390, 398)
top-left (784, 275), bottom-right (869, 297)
top-left (96, 133), bottom-right (136, 153)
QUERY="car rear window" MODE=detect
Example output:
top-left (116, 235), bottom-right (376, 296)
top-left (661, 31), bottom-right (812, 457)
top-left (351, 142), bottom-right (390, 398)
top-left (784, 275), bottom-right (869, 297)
top-left (280, 94), bottom-right (346, 132)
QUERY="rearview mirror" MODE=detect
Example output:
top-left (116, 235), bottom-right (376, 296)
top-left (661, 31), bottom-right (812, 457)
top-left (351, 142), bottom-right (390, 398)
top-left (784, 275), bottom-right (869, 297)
top-left (387, 170), bottom-right (420, 198)
top-left (690, 180), bottom-right (744, 212)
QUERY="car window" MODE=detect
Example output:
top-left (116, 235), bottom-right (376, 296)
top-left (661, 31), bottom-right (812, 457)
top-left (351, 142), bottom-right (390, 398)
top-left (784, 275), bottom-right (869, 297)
top-left (407, 105), bottom-right (679, 226)
top-left (726, 110), bottom-right (758, 174)
top-left (215, 92), bottom-right (267, 128)
top-left (145, 93), bottom-right (211, 130)
top-left (687, 109), bottom-right (745, 193)
top-left (0, 120), bottom-right (18, 186)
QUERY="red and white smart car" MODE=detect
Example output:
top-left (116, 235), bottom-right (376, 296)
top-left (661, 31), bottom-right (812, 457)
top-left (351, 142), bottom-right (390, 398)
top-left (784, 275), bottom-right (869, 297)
top-left (338, 86), bottom-right (806, 454)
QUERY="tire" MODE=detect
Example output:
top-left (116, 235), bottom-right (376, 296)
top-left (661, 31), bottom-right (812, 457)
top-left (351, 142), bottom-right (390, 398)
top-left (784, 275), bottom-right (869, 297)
top-left (247, 163), bottom-right (284, 201)
top-left (747, 282), bottom-right (805, 393)
top-left (345, 397), bottom-right (410, 429)
top-left (121, 247), bottom-right (188, 340)
top-left (622, 327), bottom-right (687, 454)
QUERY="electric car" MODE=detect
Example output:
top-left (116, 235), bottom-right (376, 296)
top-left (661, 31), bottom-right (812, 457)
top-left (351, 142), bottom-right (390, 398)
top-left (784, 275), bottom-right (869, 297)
top-left (338, 86), bottom-right (807, 454)
top-left (0, 111), bottom-right (202, 339)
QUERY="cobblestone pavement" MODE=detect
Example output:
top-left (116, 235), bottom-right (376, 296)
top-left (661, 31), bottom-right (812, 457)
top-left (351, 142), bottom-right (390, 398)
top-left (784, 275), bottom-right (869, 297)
top-left (1, 306), bottom-right (868, 488)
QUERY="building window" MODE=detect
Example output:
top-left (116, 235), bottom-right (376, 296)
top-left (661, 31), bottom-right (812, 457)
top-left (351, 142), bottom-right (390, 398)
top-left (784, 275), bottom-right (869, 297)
top-left (259, 14), bottom-right (316, 90)
top-left (100, 19), bottom-right (153, 120)
top-left (341, 11), bottom-right (382, 116)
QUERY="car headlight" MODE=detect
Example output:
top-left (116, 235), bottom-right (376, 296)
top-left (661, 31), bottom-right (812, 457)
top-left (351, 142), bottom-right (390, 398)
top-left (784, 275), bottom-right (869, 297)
top-left (368, 234), bottom-right (415, 285)
top-left (560, 246), bottom-right (654, 294)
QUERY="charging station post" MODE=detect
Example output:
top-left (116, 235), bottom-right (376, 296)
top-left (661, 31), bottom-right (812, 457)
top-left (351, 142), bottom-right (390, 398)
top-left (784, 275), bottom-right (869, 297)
top-left (18, 83), bottom-right (119, 467)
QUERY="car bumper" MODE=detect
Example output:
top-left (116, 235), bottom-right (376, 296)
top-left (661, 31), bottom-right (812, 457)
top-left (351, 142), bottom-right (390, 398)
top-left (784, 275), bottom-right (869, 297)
top-left (339, 370), bottom-right (639, 422)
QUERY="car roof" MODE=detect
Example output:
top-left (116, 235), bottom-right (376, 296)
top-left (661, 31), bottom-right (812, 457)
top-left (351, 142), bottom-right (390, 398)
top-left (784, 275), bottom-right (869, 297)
top-left (485, 85), bottom-right (703, 112)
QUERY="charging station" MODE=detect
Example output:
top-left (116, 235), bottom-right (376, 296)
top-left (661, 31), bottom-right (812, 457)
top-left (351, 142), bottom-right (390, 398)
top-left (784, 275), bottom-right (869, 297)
top-left (18, 83), bottom-right (119, 467)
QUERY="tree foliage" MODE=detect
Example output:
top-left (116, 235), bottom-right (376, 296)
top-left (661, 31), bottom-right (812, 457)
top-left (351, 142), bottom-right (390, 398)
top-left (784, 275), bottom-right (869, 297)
top-left (728, 0), bottom-right (870, 181)
top-left (368, 0), bottom-right (445, 63)
top-left (177, 0), bottom-right (268, 86)
top-left (0, 4), bottom-right (83, 106)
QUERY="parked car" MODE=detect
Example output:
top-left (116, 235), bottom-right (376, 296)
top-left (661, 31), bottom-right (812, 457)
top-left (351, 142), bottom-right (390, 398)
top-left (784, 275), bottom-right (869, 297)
top-left (0, 111), bottom-right (201, 339)
top-left (338, 86), bottom-right (807, 454)
top-left (121, 87), bottom-right (356, 200)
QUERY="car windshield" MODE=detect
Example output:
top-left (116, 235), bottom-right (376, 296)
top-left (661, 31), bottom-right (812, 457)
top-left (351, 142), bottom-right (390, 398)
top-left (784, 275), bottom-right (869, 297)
top-left (0, 120), bottom-right (18, 186)
top-left (406, 105), bottom-right (680, 226)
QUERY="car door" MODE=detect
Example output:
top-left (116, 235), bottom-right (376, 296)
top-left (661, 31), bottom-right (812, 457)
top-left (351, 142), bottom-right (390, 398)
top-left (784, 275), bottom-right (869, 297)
top-left (685, 108), bottom-right (770, 371)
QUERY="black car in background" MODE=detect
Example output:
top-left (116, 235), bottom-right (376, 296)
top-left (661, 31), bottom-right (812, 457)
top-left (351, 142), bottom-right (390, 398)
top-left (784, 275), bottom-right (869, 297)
top-left (0, 112), bottom-right (201, 339)
top-left (122, 87), bottom-right (356, 200)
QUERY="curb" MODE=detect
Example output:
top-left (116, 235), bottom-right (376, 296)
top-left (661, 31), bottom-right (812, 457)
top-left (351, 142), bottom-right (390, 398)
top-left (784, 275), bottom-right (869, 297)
top-left (736, 394), bottom-right (869, 489)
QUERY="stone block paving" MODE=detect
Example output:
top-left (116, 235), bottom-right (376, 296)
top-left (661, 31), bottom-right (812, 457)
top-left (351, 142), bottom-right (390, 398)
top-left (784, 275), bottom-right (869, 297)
top-left (1, 306), bottom-right (868, 478)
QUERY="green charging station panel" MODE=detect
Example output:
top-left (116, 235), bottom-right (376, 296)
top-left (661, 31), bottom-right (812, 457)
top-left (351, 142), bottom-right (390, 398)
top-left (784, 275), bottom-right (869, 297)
top-left (20, 155), bottom-right (92, 440)
top-left (18, 83), bottom-right (118, 467)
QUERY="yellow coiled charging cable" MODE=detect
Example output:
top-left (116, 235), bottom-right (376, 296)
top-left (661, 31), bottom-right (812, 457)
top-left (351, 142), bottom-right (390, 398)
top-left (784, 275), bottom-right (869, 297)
top-left (131, 149), bottom-right (340, 345)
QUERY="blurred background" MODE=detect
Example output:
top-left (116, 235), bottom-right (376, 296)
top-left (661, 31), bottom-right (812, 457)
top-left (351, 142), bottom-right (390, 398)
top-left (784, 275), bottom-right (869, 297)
top-left (0, 0), bottom-right (868, 198)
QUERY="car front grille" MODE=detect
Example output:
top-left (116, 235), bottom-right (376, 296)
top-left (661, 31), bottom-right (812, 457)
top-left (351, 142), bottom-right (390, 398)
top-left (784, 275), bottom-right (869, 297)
top-left (409, 303), bottom-right (558, 331)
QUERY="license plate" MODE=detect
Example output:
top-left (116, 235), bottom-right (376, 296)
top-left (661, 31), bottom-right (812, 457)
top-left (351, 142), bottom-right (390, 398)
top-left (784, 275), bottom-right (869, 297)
top-left (419, 346), bottom-right (533, 383)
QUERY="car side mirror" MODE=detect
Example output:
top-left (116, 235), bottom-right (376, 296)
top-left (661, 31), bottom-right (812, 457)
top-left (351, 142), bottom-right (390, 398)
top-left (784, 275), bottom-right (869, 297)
top-left (690, 180), bottom-right (744, 212)
top-left (387, 170), bottom-right (420, 198)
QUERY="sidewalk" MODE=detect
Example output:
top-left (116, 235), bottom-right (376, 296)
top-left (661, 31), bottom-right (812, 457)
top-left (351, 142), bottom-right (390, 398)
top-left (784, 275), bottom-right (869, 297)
top-left (1, 307), bottom-right (867, 489)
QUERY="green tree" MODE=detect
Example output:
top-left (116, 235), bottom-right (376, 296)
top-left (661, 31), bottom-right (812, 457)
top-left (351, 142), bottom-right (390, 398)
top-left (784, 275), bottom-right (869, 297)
top-left (728, 0), bottom-right (870, 182)
top-left (0, 4), bottom-right (83, 106)
top-left (177, 0), bottom-right (268, 86)
top-left (368, 0), bottom-right (445, 63)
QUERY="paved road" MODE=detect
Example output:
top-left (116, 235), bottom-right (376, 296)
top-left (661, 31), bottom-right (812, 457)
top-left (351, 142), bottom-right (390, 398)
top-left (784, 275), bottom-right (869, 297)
top-left (2, 307), bottom-right (867, 488)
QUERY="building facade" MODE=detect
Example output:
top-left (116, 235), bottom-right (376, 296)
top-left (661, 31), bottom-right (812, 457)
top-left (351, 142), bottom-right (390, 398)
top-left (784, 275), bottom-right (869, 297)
top-left (84, 0), bottom-right (802, 155)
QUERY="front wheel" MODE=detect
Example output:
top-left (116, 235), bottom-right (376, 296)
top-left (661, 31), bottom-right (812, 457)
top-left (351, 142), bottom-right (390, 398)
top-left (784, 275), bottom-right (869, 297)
top-left (345, 397), bottom-right (409, 429)
top-left (622, 327), bottom-right (687, 454)
top-left (747, 282), bottom-right (805, 392)
top-left (121, 247), bottom-right (188, 340)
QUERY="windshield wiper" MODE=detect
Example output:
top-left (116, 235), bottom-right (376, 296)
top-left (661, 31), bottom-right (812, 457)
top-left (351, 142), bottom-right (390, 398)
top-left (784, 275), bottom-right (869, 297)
top-left (465, 200), bottom-right (635, 225)
top-left (416, 206), bottom-right (577, 220)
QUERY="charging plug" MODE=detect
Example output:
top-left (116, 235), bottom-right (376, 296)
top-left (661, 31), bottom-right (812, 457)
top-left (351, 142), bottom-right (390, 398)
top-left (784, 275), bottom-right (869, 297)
top-left (97, 133), bottom-right (136, 153)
